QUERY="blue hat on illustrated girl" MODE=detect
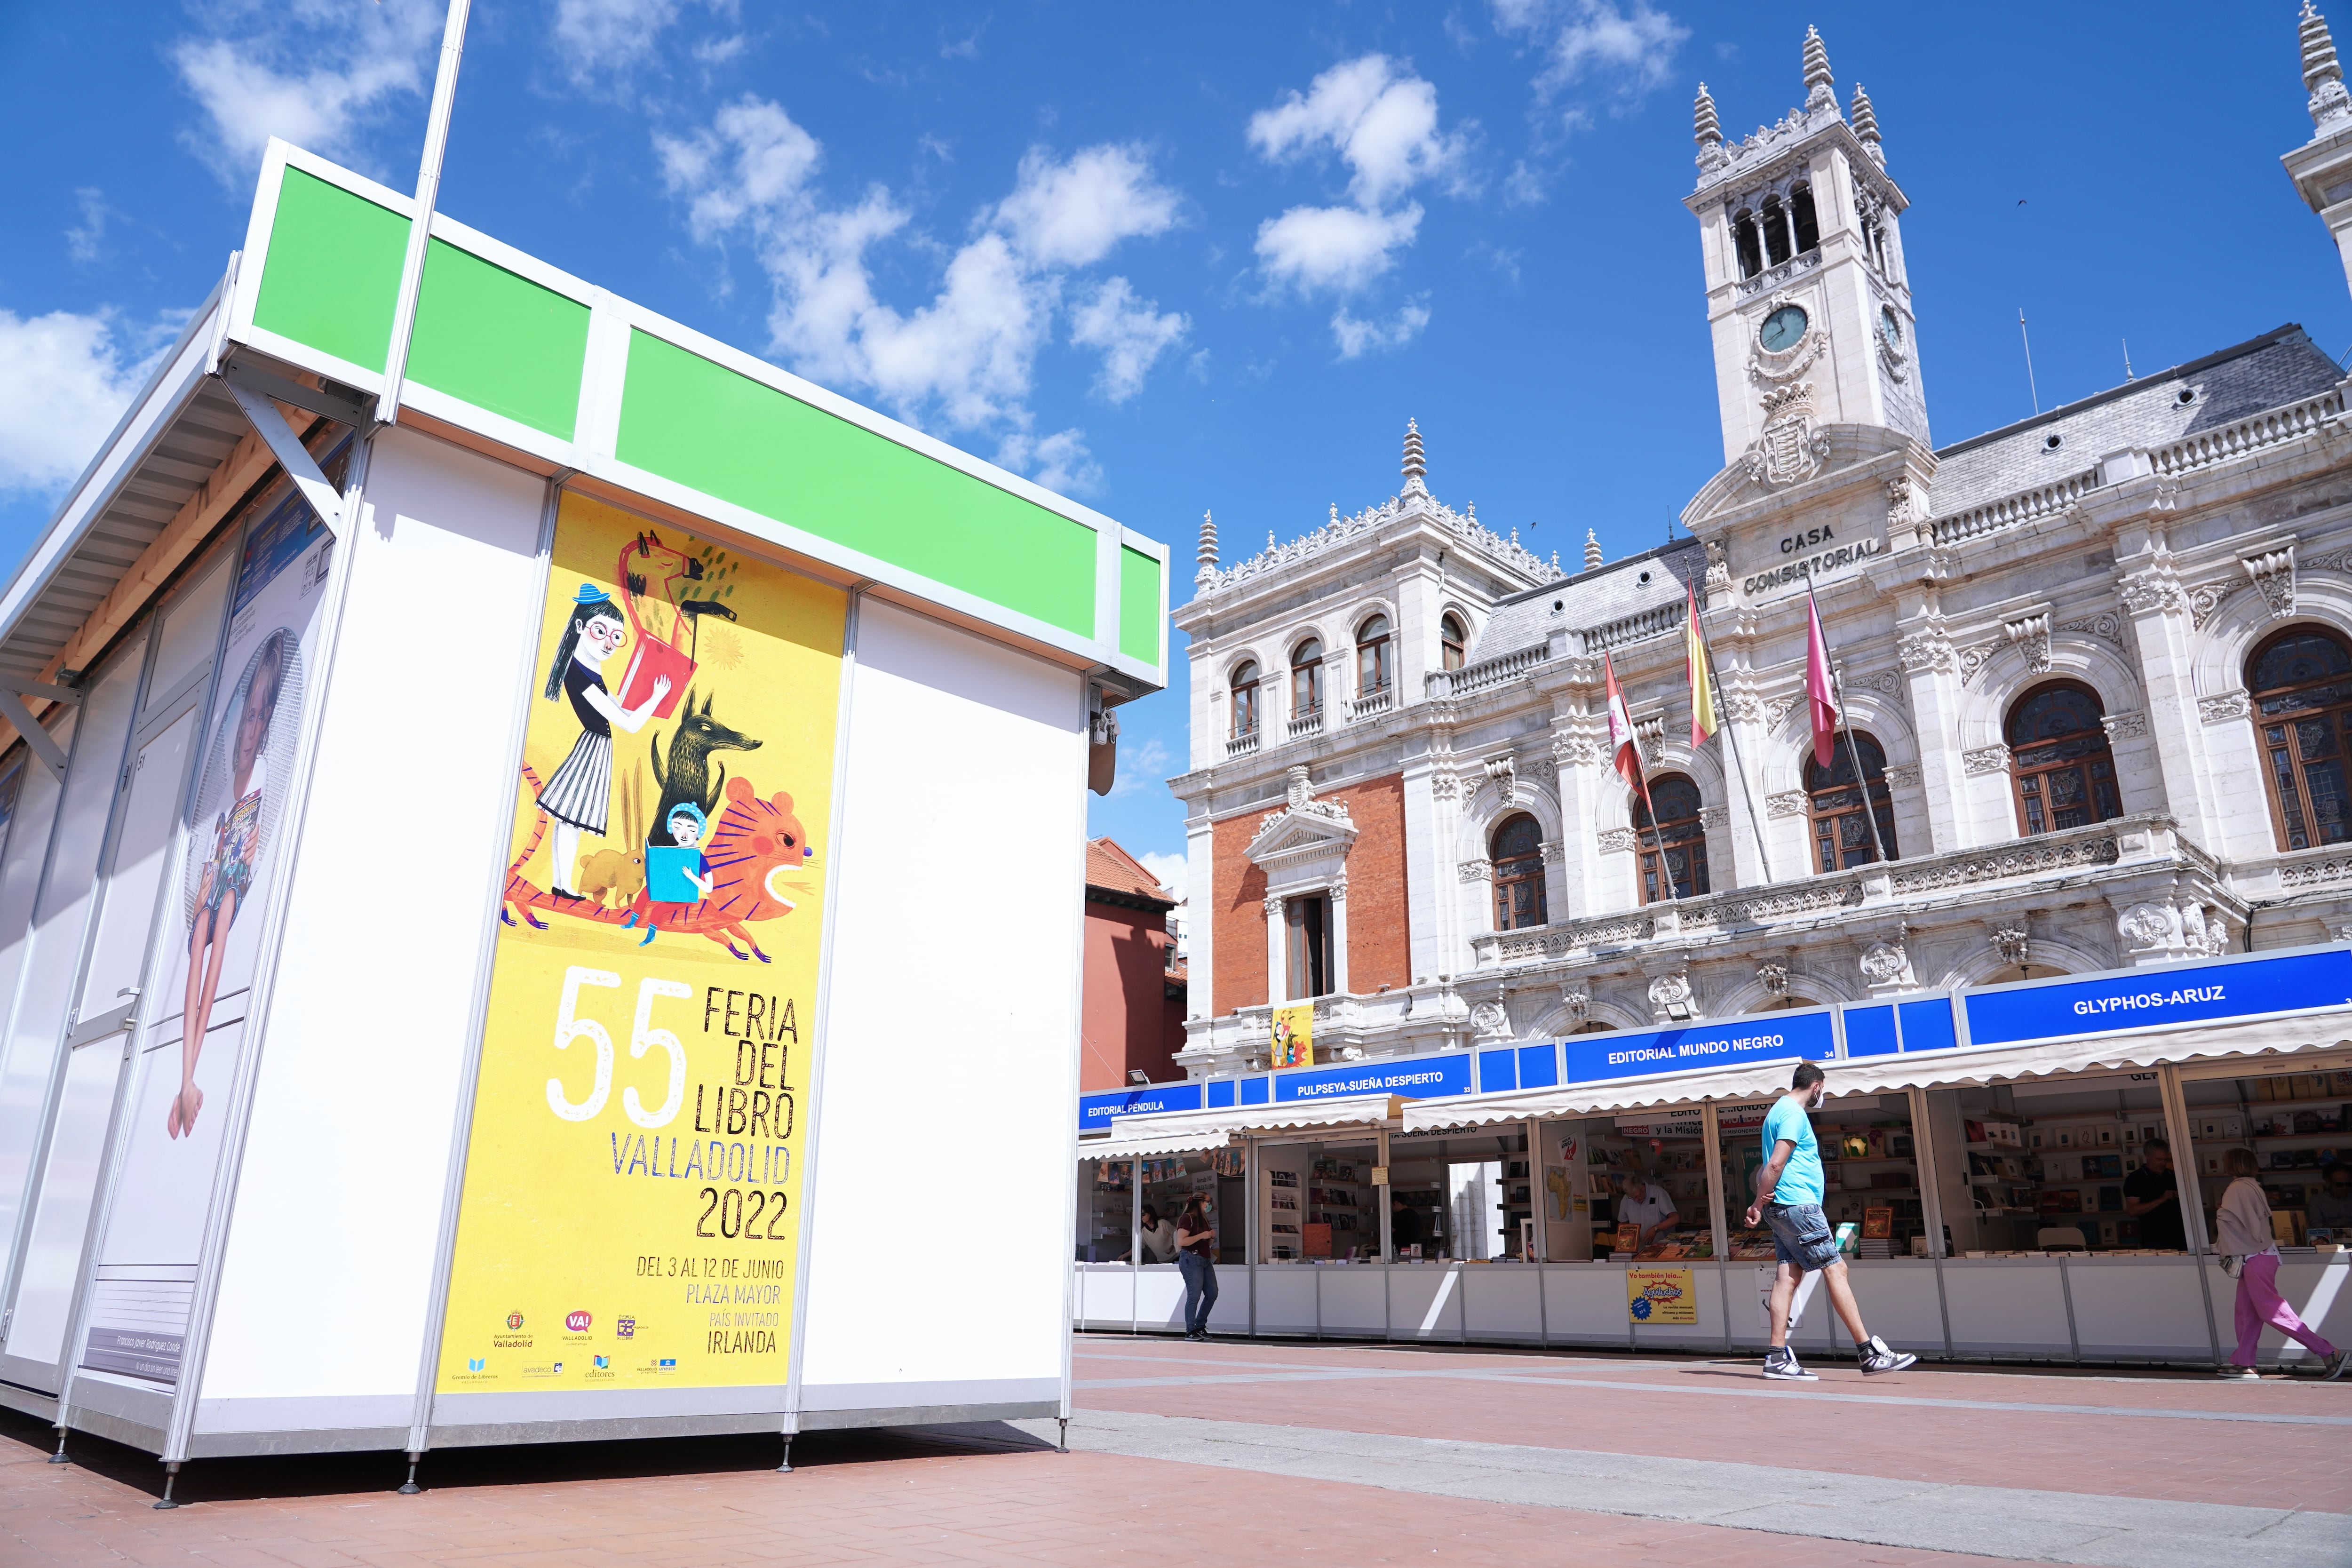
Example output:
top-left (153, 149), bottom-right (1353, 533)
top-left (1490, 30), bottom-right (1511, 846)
top-left (667, 802), bottom-right (708, 835)
top-left (574, 581), bottom-right (613, 606)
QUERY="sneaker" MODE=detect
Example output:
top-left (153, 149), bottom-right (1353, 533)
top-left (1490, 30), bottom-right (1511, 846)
top-left (2324, 1352), bottom-right (2350, 1383)
top-left (1761, 1346), bottom-right (1817, 1381)
top-left (1858, 1335), bottom-right (1917, 1377)
top-left (2216, 1364), bottom-right (2259, 1380)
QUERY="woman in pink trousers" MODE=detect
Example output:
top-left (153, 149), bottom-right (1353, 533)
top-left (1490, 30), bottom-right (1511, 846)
top-left (2213, 1147), bottom-right (2347, 1379)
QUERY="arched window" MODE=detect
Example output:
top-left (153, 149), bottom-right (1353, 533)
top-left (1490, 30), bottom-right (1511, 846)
top-left (1290, 637), bottom-right (1324, 724)
top-left (2249, 626), bottom-right (2352, 850)
top-left (1355, 614), bottom-right (1392, 697)
top-left (1805, 732), bottom-right (1899, 870)
top-left (1790, 183), bottom-right (1821, 254)
top-left (1490, 813), bottom-right (1549, 931)
top-left (1632, 775), bottom-right (1710, 903)
top-left (1229, 660), bottom-right (1259, 740)
top-left (1441, 613), bottom-right (1467, 672)
top-left (1761, 196), bottom-right (1791, 265)
top-left (1732, 211), bottom-right (1762, 280)
top-left (2006, 681), bottom-right (2121, 836)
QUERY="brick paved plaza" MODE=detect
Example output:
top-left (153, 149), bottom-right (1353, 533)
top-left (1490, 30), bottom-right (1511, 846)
top-left (6, 1335), bottom-right (2348, 1567)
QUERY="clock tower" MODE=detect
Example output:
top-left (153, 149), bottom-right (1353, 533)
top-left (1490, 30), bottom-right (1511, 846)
top-left (1685, 28), bottom-right (1928, 479)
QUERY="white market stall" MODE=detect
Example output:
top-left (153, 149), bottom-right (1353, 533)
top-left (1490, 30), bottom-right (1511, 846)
top-left (0, 138), bottom-right (1166, 1495)
top-left (1075, 945), bottom-right (2352, 1368)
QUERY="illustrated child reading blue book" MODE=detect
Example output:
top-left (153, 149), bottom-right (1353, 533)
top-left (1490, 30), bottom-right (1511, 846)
top-left (637, 803), bottom-right (715, 945)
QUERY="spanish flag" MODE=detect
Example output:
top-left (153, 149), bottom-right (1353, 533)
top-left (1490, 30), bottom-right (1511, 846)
top-left (1685, 582), bottom-right (1719, 749)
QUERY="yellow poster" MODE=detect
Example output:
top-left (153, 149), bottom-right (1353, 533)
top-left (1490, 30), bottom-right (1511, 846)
top-left (1271, 1003), bottom-right (1313, 1068)
top-left (1627, 1265), bottom-right (1696, 1325)
top-left (437, 493), bottom-right (843, 1394)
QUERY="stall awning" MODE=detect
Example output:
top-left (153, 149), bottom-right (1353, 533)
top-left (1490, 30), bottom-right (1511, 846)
top-left (1400, 1008), bottom-right (2352, 1131)
top-left (1100, 1095), bottom-right (1404, 1156)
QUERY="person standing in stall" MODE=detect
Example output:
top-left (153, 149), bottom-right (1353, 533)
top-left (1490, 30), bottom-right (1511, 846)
top-left (1744, 1062), bottom-right (1919, 1381)
top-left (1137, 1204), bottom-right (1177, 1264)
top-left (2214, 1148), bottom-right (2347, 1379)
top-left (2123, 1139), bottom-right (2187, 1251)
top-left (1175, 1198), bottom-right (1218, 1341)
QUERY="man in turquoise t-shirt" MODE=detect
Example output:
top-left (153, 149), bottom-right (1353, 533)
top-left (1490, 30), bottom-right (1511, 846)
top-left (1743, 1061), bottom-right (1917, 1381)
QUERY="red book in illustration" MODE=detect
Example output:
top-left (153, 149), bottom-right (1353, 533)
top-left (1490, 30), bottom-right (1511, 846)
top-left (617, 633), bottom-right (696, 720)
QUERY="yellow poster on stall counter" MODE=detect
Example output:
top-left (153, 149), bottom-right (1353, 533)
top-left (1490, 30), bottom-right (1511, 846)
top-left (436, 493), bottom-right (844, 1394)
top-left (1627, 1266), bottom-right (1696, 1325)
top-left (1270, 1003), bottom-right (1313, 1068)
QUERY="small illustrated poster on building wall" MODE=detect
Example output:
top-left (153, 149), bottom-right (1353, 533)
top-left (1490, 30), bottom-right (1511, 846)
top-left (1271, 1003), bottom-right (1313, 1068)
top-left (1627, 1266), bottom-right (1697, 1325)
top-left (436, 493), bottom-right (845, 1397)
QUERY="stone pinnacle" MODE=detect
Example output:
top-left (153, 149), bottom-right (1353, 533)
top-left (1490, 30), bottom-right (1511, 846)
top-left (1694, 82), bottom-right (1721, 147)
top-left (1803, 24), bottom-right (1835, 111)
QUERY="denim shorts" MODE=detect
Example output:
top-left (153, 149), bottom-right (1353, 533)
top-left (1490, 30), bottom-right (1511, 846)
top-left (1765, 1201), bottom-right (1842, 1273)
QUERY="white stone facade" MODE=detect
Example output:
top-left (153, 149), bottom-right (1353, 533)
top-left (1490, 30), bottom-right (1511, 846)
top-left (1168, 19), bottom-right (2352, 1076)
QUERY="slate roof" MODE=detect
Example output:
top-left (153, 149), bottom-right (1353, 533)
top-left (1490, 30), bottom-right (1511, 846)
top-left (1465, 326), bottom-right (2344, 666)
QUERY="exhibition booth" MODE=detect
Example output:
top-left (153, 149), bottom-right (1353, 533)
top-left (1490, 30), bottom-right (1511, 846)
top-left (1075, 946), bottom-right (2352, 1366)
top-left (0, 138), bottom-right (1166, 1481)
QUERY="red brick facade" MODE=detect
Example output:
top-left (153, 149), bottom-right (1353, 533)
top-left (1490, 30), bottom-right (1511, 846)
top-left (1211, 772), bottom-right (1410, 1011)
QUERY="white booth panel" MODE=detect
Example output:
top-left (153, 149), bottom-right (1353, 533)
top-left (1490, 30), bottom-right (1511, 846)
top-left (2251, 1257), bottom-right (2351, 1365)
top-left (0, 715), bottom-right (75, 1254)
top-left (795, 600), bottom-right (1084, 1410)
top-left (2067, 1258), bottom-right (2215, 1361)
top-left (1137, 1266), bottom-right (1187, 1332)
top-left (1205, 1266), bottom-right (1250, 1334)
top-left (1253, 1266), bottom-right (1318, 1335)
top-left (1, 1040), bottom-right (126, 1389)
top-left (1076, 1265), bottom-right (1134, 1330)
top-left (1318, 1266), bottom-right (1386, 1336)
top-left (1462, 1265), bottom-right (1543, 1343)
top-left (1632, 1263), bottom-right (1730, 1352)
top-left (1387, 1264), bottom-right (1465, 1342)
top-left (201, 430), bottom-right (551, 1409)
top-left (1941, 1259), bottom-right (2074, 1357)
top-left (1828, 1260), bottom-right (1945, 1356)
top-left (1545, 1264), bottom-right (1630, 1346)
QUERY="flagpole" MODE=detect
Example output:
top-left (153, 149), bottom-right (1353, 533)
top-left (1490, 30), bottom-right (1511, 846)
top-left (1804, 575), bottom-right (1894, 867)
top-left (1700, 628), bottom-right (1775, 883)
top-left (381, 0), bottom-right (474, 426)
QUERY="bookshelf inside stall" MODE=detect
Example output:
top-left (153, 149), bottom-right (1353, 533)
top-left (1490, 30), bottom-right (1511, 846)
top-left (2179, 1066), bottom-right (2352, 1249)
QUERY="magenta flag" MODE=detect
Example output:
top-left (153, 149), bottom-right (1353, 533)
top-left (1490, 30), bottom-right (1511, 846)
top-left (1805, 595), bottom-right (1838, 767)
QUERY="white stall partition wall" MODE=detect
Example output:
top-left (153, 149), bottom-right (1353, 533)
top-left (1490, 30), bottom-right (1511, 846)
top-left (0, 639), bottom-right (147, 1391)
top-left (192, 430), bottom-right (548, 1444)
top-left (0, 725), bottom-right (76, 1286)
top-left (794, 599), bottom-right (1084, 1423)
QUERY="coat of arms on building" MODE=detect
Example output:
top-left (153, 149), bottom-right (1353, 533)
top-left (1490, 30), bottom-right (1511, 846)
top-left (1745, 380), bottom-right (1834, 488)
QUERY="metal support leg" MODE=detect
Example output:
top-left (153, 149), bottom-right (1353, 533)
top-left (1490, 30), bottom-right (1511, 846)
top-left (398, 1452), bottom-right (423, 1495)
top-left (776, 1434), bottom-right (793, 1473)
top-left (1056, 1417), bottom-right (1069, 1454)
top-left (48, 1426), bottom-right (68, 1465)
top-left (154, 1462), bottom-right (183, 1510)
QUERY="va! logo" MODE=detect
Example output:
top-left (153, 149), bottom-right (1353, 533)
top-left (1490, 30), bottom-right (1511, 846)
top-left (565, 1310), bottom-right (593, 1332)
top-left (505, 1310), bottom-right (524, 1330)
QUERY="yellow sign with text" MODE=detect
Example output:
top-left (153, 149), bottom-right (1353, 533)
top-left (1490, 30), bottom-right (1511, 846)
top-left (1271, 1003), bottom-right (1313, 1068)
top-left (436, 494), bottom-right (843, 1394)
top-left (1627, 1266), bottom-right (1697, 1325)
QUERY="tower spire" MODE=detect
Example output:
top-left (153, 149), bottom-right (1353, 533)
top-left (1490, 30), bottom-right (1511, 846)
top-left (1583, 528), bottom-right (1603, 572)
top-left (2304, 2), bottom-right (2352, 127)
top-left (1802, 24), bottom-right (1835, 112)
top-left (1401, 418), bottom-right (1427, 494)
top-left (1850, 81), bottom-right (1882, 162)
top-left (1693, 81), bottom-right (1721, 147)
top-left (1195, 509), bottom-right (1218, 581)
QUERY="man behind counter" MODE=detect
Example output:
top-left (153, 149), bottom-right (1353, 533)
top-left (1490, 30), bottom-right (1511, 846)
top-left (2123, 1139), bottom-right (2187, 1250)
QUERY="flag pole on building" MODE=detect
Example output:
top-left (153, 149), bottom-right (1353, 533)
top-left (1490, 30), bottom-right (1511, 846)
top-left (1604, 651), bottom-right (1673, 899)
top-left (1685, 580), bottom-right (1773, 882)
top-left (1803, 576), bottom-right (1893, 867)
top-left (381, 0), bottom-right (475, 426)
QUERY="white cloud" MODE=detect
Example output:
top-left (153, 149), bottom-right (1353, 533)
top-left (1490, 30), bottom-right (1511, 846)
top-left (993, 144), bottom-right (1181, 269)
top-left (1248, 55), bottom-right (1469, 207)
top-left (1255, 202), bottom-right (1422, 295)
top-left (0, 309), bottom-right (161, 496)
top-left (1493, 0), bottom-right (1689, 115)
top-left (658, 99), bottom-right (1186, 446)
top-left (994, 428), bottom-right (1104, 497)
top-left (1070, 278), bottom-right (1188, 404)
top-left (1105, 735), bottom-right (1174, 800)
top-left (65, 190), bottom-right (109, 264)
top-left (169, 1), bottom-right (440, 185)
top-left (1331, 298), bottom-right (1432, 359)
top-left (1137, 847), bottom-right (1188, 904)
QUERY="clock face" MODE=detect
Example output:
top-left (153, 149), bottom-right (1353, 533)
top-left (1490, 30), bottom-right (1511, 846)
top-left (1759, 304), bottom-right (1808, 353)
top-left (1880, 306), bottom-right (1903, 347)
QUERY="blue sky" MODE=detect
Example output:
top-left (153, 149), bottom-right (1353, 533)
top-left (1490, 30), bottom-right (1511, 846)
top-left (2, 2), bottom-right (2346, 908)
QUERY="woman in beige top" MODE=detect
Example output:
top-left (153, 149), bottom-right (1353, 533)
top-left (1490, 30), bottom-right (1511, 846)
top-left (2213, 1148), bottom-right (2345, 1380)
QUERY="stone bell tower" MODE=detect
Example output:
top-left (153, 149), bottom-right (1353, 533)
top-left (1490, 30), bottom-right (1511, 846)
top-left (1685, 27), bottom-right (1930, 480)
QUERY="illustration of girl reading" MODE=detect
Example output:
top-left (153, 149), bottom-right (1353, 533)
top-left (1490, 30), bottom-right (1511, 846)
top-left (538, 584), bottom-right (672, 899)
top-left (632, 802), bottom-right (714, 947)
top-left (174, 630), bottom-right (295, 1139)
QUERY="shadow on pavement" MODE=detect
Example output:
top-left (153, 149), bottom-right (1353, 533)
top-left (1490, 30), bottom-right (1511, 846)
top-left (0, 1402), bottom-right (1056, 1508)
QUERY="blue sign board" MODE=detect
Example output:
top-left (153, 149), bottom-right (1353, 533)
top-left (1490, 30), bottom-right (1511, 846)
top-left (1560, 1009), bottom-right (1834, 1086)
top-left (1273, 1051), bottom-right (1473, 1103)
top-left (1078, 1081), bottom-right (1203, 1134)
top-left (1962, 948), bottom-right (2352, 1049)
